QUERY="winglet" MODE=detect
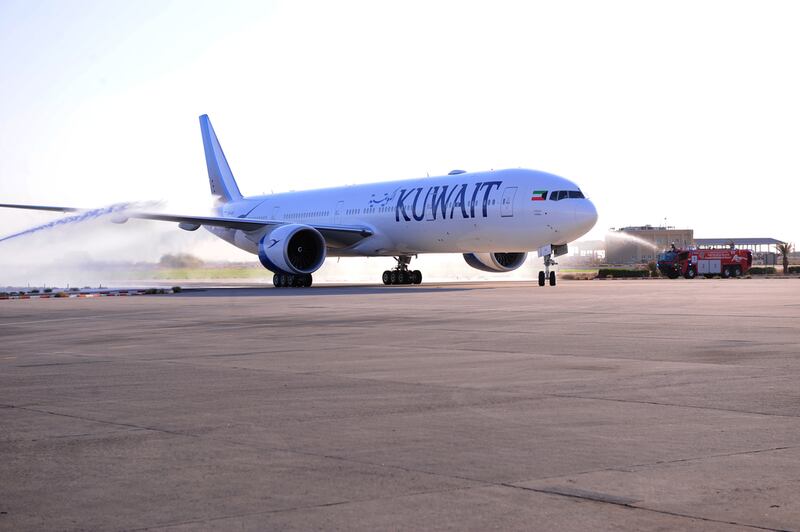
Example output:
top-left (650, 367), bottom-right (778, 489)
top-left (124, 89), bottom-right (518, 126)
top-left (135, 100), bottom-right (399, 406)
top-left (199, 114), bottom-right (243, 202)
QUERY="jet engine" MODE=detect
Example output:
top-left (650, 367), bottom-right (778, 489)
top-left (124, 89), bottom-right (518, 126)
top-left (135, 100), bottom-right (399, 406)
top-left (463, 252), bottom-right (528, 273)
top-left (258, 224), bottom-right (327, 274)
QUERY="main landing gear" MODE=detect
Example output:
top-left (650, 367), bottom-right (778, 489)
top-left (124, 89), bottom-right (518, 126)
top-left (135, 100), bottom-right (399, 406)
top-left (273, 273), bottom-right (313, 288)
top-left (382, 255), bottom-right (422, 285)
top-left (538, 254), bottom-right (557, 287)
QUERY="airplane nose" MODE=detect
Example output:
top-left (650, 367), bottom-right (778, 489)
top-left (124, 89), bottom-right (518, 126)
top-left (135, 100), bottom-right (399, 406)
top-left (574, 199), bottom-right (598, 235)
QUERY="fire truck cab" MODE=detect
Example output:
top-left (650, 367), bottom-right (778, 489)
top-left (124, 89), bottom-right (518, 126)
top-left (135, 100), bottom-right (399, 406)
top-left (657, 248), bottom-right (752, 279)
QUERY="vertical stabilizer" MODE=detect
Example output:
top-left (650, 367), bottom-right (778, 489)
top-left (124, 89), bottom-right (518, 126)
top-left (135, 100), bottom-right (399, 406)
top-left (199, 114), bottom-right (243, 202)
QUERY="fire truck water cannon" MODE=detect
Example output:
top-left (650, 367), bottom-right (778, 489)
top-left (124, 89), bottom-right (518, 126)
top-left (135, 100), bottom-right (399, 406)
top-left (657, 247), bottom-right (753, 279)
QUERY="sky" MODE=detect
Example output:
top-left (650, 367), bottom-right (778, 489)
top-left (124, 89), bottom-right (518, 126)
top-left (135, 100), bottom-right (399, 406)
top-left (1, 0), bottom-right (799, 270)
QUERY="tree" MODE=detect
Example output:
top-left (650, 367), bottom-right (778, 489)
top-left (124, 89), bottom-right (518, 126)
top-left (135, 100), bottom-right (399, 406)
top-left (159, 253), bottom-right (204, 269)
top-left (775, 242), bottom-right (794, 275)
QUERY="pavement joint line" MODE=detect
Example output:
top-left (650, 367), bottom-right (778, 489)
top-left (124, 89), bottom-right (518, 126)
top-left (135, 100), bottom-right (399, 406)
top-left (547, 393), bottom-right (800, 420)
top-left (620, 444), bottom-right (799, 470)
top-left (0, 310), bottom-right (162, 327)
top-left (502, 483), bottom-right (789, 532)
top-left (154, 348), bottom-right (319, 361)
top-left (2, 427), bottom-right (148, 443)
top-left (126, 484), bottom-right (484, 531)
top-left (2, 404), bottom-right (200, 439)
top-left (378, 343), bottom-right (791, 370)
top-left (15, 360), bottom-right (113, 368)
top-left (504, 444), bottom-right (800, 486)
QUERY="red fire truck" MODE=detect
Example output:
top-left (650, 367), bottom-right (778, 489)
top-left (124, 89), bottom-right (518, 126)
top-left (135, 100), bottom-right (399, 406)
top-left (657, 247), bottom-right (753, 279)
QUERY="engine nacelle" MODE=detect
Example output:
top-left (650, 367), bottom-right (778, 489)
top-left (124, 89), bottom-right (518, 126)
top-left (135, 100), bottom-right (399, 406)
top-left (258, 224), bottom-right (327, 274)
top-left (463, 252), bottom-right (528, 273)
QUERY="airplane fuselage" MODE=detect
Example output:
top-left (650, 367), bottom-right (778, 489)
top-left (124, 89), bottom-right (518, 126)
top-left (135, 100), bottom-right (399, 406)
top-left (211, 168), bottom-right (597, 257)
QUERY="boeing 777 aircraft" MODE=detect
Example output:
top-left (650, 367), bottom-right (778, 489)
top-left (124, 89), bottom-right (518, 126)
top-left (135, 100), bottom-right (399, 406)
top-left (1, 115), bottom-right (597, 288)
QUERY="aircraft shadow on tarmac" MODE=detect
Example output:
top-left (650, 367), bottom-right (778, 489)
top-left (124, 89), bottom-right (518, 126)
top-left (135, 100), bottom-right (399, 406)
top-left (175, 285), bottom-right (481, 297)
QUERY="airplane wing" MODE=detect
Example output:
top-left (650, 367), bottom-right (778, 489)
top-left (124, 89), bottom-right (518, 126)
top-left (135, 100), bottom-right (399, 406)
top-left (0, 203), bottom-right (82, 213)
top-left (0, 203), bottom-right (373, 249)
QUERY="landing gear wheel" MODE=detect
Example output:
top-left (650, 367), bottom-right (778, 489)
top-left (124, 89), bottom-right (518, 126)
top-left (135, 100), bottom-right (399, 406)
top-left (384, 255), bottom-right (420, 286)
top-left (273, 274), bottom-right (280, 288)
top-left (303, 274), bottom-right (313, 287)
top-left (541, 252), bottom-right (557, 287)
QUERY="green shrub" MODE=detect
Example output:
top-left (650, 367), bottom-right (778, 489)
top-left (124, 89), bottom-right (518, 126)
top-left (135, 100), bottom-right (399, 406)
top-left (597, 268), bottom-right (650, 278)
top-left (171, 286), bottom-right (182, 293)
top-left (749, 267), bottom-right (777, 275)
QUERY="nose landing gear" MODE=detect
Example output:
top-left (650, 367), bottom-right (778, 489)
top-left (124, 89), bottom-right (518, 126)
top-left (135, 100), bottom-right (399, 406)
top-left (538, 254), bottom-right (557, 287)
top-left (382, 255), bottom-right (422, 285)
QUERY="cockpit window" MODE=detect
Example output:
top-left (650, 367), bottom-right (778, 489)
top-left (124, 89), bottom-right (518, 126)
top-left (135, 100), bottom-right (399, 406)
top-left (549, 190), bottom-right (586, 201)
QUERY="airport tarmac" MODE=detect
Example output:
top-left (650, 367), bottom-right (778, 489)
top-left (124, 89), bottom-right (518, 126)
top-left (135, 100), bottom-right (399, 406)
top-left (1, 278), bottom-right (799, 531)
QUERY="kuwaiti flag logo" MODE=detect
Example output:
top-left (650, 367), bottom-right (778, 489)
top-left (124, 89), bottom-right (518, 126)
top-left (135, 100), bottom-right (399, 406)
top-left (531, 190), bottom-right (547, 201)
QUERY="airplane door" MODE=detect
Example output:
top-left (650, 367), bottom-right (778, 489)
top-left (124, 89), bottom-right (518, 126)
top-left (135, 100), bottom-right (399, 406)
top-left (334, 201), bottom-right (344, 224)
top-left (501, 187), bottom-right (517, 217)
top-left (272, 205), bottom-right (281, 221)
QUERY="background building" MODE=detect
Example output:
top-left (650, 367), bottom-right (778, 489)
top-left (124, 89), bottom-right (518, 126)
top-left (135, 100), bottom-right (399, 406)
top-left (605, 226), bottom-right (693, 264)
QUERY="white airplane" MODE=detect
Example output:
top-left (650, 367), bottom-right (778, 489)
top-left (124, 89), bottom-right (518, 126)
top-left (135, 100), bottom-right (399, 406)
top-left (0, 115), bottom-right (597, 288)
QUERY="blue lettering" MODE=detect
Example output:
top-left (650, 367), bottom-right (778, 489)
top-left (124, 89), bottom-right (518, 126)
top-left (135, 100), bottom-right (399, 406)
top-left (395, 188), bottom-right (415, 221)
top-left (449, 184), bottom-right (469, 219)
top-left (411, 187), bottom-right (426, 221)
top-left (469, 182), bottom-right (483, 218)
top-left (430, 185), bottom-right (449, 220)
top-left (480, 181), bottom-right (502, 217)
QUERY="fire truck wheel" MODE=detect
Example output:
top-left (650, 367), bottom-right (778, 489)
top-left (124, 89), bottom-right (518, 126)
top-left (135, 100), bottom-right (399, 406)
top-left (732, 266), bottom-right (742, 277)
top-left (721, 267), bottom-right (731, 279)
top-left (684, 268), bottom-right (696, 279)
